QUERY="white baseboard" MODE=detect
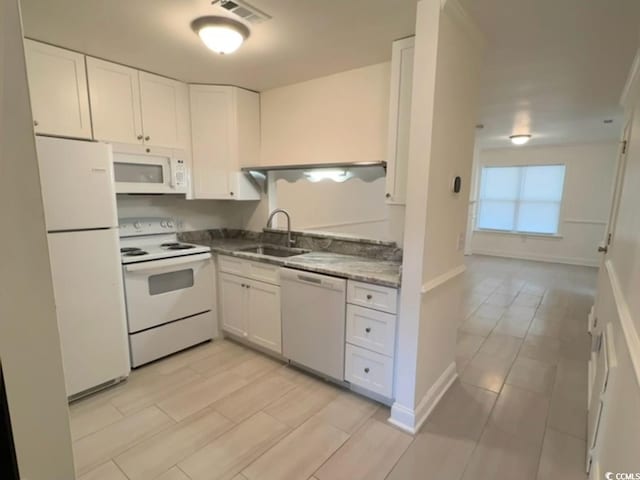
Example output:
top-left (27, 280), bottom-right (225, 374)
top-left (471, 249), bottom-right (599, 267)
top-left (389, 362), bottom-right (457, 434)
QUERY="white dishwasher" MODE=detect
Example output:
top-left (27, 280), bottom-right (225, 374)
top-left (281, 268), bottom-right (346, 381)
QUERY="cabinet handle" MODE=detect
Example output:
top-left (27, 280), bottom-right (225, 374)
top-left (365, 327), bottom-right (371, 333)
top-left (144, 136), bottom-right (150, 141)
top-left (33, 120), bottom-right (39, 127)
top-left (364, 367), bottom-right (370, 374)
top-left (366, 294), bottom-right (373, 300)
top-left (385, 193), bottom-right (391, 199)
top-left (137, 134), bottom-right (143, 140)
top-left (241, 283), bottom-right (245, 287)
top-left (230, 191), bottom-right (234, 196)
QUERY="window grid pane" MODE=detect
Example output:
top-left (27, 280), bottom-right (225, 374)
top-left (476, 165), bottom-right (565, 235)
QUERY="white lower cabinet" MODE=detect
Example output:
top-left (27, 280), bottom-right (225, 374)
top-left (219, 267), bottom-right (282, 354)
top-left (247, 280), bottom-right (282, 353)
top-left (219, 272), bottom-right (248, 339)
top-left (345, 344), bottom-right (394, 398)
top-left (345, 280), bottom-right (398, 400)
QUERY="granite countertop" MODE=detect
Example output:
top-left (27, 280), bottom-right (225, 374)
top-left (204, 239), bottom-right (402, 288)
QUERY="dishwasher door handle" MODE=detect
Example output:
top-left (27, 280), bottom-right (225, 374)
top-left (297, 274), bottom-right (323, 285)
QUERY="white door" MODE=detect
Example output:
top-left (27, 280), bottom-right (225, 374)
top-left (139, 71), bottom-right (182, 148)
top-left (593, 121), bottom-right (631, 331)
top-left (219, 272), bottom-right (248, 338)
top-left (586, 122), bottom-right (630, 471)
top-left (123, 254), bottom-right (214, 332)
top-left (36, 137), bottom-right (117, 230)
top-left (189, 85), bottom-right (233, 198)
top-left (24, 40), bottom-right (92, 139)
top-left (87, 57), bottom-right (143, 145)
top-left (247, 280), bottom-right (282, 354)
top-left (47, 229), bottom-right (130, 397)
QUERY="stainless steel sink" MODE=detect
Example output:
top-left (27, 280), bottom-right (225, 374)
top-left (237, 244), bottom-right (309, 258)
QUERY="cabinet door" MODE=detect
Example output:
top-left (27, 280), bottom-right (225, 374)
top-left (139, 72), bottom-right (186, 149)
top-left (24, 40), bottom-right (92, 139)
top-left (219, 272), bottom-right (248, 338)
top-left (87, 57), bottom-right (143, 145)
top-left (385, 37), bottom-right (414, 205)
top-left (247, 280), bottom-right (282, 354)
top-left (190, 85), bottom-right (234, 199)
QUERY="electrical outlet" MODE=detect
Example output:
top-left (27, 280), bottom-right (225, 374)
top-left (457, 232), bottom-right (465, 251)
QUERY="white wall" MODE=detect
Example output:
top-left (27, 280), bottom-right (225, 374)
top-left (260, 62), bottom-right (391, 167)
top-left (271, 175), bottom-right (404, 242)
top-left (470, 143), bottom-right (618, 266)
top-left (116, 195), bottom-right (258, 232)
top-left (391, 0), bottom-right (484, 432)
top-left (590, 55), bottom-right (640, 475)
top-left (0, 1), bottom-right (76, 477)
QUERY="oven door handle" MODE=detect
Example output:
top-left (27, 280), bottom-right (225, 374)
top-left (124, 253), bottom-right (212, 273)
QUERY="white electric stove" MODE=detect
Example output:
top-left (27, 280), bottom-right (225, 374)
top-left (119, 218), bottom-right (216, 367)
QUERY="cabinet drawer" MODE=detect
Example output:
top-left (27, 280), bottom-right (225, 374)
top-left (247, 261), bottom-right (280, 285)
top-left (345, 344), bottom-right (393, 397)
top-left (218, 255), bottom-right (245, 277)
top-left (346, 305), bottom-right (396, 356)
top-left (347, 280), bottom-right (398, 314)
top-left (218, 255), bottom-right (280, 285)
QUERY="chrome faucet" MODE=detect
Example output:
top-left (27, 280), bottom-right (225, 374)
top-left (266, 209), bottom-right (295, 247)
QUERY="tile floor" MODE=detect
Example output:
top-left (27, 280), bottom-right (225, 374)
top-left (71, 255), bottom-right (595, 480)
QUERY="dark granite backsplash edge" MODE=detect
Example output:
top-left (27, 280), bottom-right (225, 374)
top-left (179, 228), bottom-right (403, 262)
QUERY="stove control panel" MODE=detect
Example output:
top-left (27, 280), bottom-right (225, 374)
top-left (119, 217), bottom-right (179, 237)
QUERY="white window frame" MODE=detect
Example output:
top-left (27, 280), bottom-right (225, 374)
top-left (474, 163), bottom-right (567, 237)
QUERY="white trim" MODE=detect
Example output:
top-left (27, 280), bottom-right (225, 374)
top-left (620, 48), bottom-right (640, 108)
top-left (389, 362), bottom-right (457, 434)
top-left (605, 260), bottom-right (640, 387)
top-left (421, 265), bottom-right (466, 294)
top-left (471, 249), bottom-right (599, 268)
top-left (474, 228), bottom-right (563, 239)
top-left (564, 218), bottom-right (608, 226)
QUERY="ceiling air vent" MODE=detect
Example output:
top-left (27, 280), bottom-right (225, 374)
top-left (212, 0), bottom-right (271, 24)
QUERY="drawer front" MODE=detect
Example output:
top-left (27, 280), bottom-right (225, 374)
top-left (247, 261), bottom-right (280, 285)
top-left (347, 280), bottom-right (398, 314)
top-left (346, 305), bottom-right (396, 356)
top-left (218, 255), bottom-right (280, 285)
top-left (345, 344), bottom-right (393, 398)
top-left (218, 255), bottom-right (246, 277)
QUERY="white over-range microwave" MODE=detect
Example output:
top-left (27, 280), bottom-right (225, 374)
top-left (112, 143), bottom-right (188, 194)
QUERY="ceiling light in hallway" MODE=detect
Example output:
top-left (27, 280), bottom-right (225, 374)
top-left (509, 134), bottom-right (532, 145)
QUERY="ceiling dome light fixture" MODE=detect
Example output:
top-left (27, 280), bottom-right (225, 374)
top-left (191, 16), bottom-right (250, 55)
top-left (509, 134), bottom-right (532, 146)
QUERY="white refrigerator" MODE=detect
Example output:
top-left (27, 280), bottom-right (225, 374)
top-left (36, 136), bottom-right (130, 398)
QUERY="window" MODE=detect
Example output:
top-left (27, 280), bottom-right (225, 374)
top-left (476, 164), bottom-right (566, 235)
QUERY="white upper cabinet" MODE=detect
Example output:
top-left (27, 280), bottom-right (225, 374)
top-left (87, 58), bottom-right (189, 149)
top-left (385, 36), bottom-right (415, 205)
top-left (139, 71), bottom-right (190, 149)
top-left (24, 40), bottom-right (92, 139)
top-left (189, 85), bottom-right (260, 200)
top-left (87, 57), bottom-right (143, 145)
